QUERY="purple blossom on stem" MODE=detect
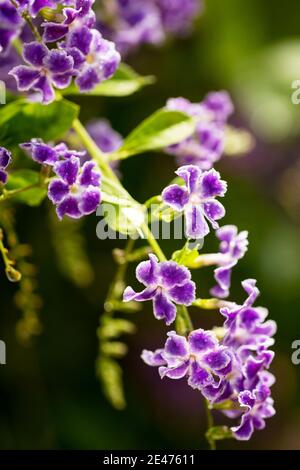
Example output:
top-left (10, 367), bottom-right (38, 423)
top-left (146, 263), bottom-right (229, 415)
top-left (9, 42), bottom-right (76, 103)
top-left (64, 26), bottom-right (120, 92)
top-left (165, 92), bottom-right (233, 169)
top-left (162, 164), bottom-right (227, 239)
top-left (232, 382), bottom-right (275, 440)
top-left (42, 0), bottom-right (96, 43)
top-left (142, 328), bottom-right (233, 389)
top-left (48, 155), bottom-right (101, 219)
top-left (0, 146), bottom-right (12, 184)
top-left (20, 138), bottom-right (85, 165)
top-left (209, 225), bottom-right (249, 298)
top-left (123, 254), bottom-right (195, 325)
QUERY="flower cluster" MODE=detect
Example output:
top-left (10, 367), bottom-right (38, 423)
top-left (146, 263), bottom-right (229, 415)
top-left (141, 279), bottom-right (276, 441)
top-left (0, 146), bottom-right (12, 184)
top-left (166, 92), bottom-right (234, 169)
top-left (97, 0), bottom-right (203, 55)
top-left (7, 0), bottom-right (120, 103)
top-left (21, 138), bottom-right (101, 219)
top-left (162, 164), bottom-right (227, 239)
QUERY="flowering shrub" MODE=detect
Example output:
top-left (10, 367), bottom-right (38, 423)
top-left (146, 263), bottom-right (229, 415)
top-left (0, 0), bottom-right (274, 449)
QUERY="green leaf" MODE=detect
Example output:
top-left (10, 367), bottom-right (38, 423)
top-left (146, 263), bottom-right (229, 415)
top-left (64, 63), bottom-right (155, 97)
top-left (114, 108), bottom-right (196, 159)
top-left (0, 99), bottom-right (79, 148)
top-left (101, 178), bottom-right (146, 236)
top-left (96, 357), bottom-right (126, 410)
top-left (6, 169), bottom-right (46, 206)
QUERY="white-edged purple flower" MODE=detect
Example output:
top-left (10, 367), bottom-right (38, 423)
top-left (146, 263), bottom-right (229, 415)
top-left (42, 0), bottom-right (96, 43)
top-left (162, 164), bottom-right (227, 239)
top-left (0, 0), bottom-right (23, 55)
top-left (64, 26), bottom-right (120, 92)
top-left (165, 92), bottom-right (233, 169)
top-left (48, 155), bottom-right (101, 219)
top-left (0, 146), bottom-right (12, 184)
top-left (123, 254), bottom-right (195, 325)
top-left (142, 328), bottom-right (233, 389)
top-left (20, 138), bottom-right (86, 165)
top-left (9, 42), bottom-right (76, 104)
top-left (210, 225), bottom-right (249, 298)
top-left (221, 279), bottom-right (277, 359)
top-left (232, 383), bottom-right (276, 441)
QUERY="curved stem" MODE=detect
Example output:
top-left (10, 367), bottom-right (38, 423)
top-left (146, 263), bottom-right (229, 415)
top-left (0, 183), bottom-right (41, 202)
top-left (10, 0), bottom-right (42, 42)
top-left (141, 223), bottom-right (166, 262)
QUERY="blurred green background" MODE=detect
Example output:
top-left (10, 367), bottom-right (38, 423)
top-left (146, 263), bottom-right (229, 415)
top-left (1, 0), bottom-right (300, 450)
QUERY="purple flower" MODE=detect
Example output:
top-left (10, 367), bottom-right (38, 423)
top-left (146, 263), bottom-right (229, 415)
top-left (142, 328), bottom-right (233, 389)
top-left (48, 156), bottom-right (101, 219)
top-left (203, 91), bottom-right (234, 124)
top-left (16, 0), bottom-right (57, 18)
top-left (123, 254), bottom-right (196, 325)
top-left (64, 26), bottom-right (120, 92)
top-left (165, 93), bottom-right (233, 169)
top-left (87, 119), bottom-right (123, 153)
top-left (157, 0), bottom-right (202, 35)
top-left (98, 0), bottom-right (202, 55)
top-left (20, 138), bottom-right (85, 165)
top-left (232, 383), bottom-right (276, 440)
top-left (42, 0), bottom-right (96, 43)
top-left (210, 225), bottom-right (249, 298)
top-left (0, 146), bottom-right (12, 184)
top-left (162, 164), bottom-right (227, 239)
top-left (10, 42), bottom-right (76, 103)
top-left (221, 279), bottom-right (277, 359)
top-left (0, 1), bottom-right (23, 55)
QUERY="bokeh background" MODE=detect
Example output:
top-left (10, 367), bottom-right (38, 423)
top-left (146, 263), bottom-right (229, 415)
top-left (1, 0), bottom-right (300, 450)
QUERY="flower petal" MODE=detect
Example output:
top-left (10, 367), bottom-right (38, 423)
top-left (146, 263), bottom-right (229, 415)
top-left (54, 156), bottom-right (80, 185)
top-left (184, 204), bottom-right (209, 239)
top-left (162, 184), bottom-right (189, 211)
top-left (153, 290), bottom-right (176, 325)
top-left (176, 164), bottom-right (201, 193)
top-left (9, 65), bottom-right (40, 90)
top-left (168, 280), bottom-right (195, 305)
top-left (188, 329), bottom-right (218, 354)
top-left (23, 41), bottom-right (48, 67)
top-left (48, 179), bottom-right (69, 203)
top-left (56, 195), bottom-right (81, 220)
top-left (136, 254), bottom-right (159, 286)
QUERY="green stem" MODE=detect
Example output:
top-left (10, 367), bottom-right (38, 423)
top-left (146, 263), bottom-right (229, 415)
top-left (10, 0), bottom-right (42, 41)
top-left (205, 401), bottom-right (216, 450)
top-left (72, 118), bottom-right (118, 182)
top-left (141, 223), bottom-right (166, 262)
top-left (0, 183), bottom-right (40, 202)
